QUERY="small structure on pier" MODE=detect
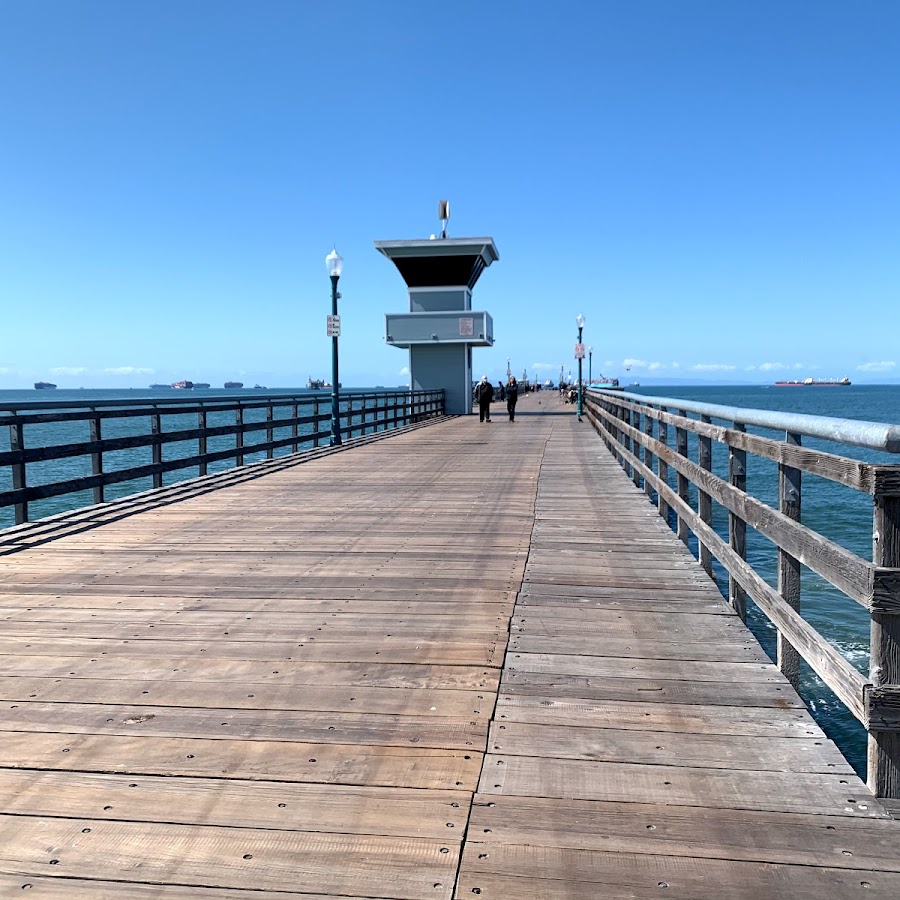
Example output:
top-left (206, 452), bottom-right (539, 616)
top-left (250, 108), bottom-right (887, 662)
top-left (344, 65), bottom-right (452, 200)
top-left (376, 203), bottom-right (499, 414)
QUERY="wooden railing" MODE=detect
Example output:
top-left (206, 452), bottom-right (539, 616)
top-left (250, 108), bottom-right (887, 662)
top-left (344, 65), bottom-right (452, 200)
top-left (585, 388), bottom-right (900, 799)
top-left (0, 389), bottom-right (444, 526)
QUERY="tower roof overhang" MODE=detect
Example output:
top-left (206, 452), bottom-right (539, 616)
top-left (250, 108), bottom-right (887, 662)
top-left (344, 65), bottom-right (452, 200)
top-left (374, 237), bottom-right (499, 289)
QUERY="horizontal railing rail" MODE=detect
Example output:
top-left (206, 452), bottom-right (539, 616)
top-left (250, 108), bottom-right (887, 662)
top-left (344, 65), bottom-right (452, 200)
top-left (1, 389), bottom-right (445, 526)
top-left (584, 387), bottom-right (900, 800)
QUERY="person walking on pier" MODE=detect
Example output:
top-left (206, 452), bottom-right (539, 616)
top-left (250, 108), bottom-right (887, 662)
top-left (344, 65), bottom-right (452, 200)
top-left (475, 375), bottom-right (494, 422)
top-left (506, 375), bottom-right (519, 422)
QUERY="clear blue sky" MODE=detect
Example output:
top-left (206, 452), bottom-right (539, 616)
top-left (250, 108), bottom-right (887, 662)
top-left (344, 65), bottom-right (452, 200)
top-left (1, 1), bottom-right (898, 388)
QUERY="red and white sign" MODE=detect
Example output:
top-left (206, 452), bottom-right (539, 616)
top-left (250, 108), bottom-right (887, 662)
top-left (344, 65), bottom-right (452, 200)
top-left (574, 342), bottom-right (586, 359)
top-left (326, 314), bottom-right (341, 337)
top-left (459, 317), bottom-right (474, 337)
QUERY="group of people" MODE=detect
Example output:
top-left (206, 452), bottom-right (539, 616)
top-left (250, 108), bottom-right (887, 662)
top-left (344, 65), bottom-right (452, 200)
top-left (474, 375), bottom-right (519, 423)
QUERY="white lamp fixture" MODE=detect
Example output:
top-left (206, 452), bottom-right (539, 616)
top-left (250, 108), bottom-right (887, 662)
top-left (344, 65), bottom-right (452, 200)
top-left (576, 313), bottom-right (585, 329)
top-left (326, 249), bottom-right (344, 278)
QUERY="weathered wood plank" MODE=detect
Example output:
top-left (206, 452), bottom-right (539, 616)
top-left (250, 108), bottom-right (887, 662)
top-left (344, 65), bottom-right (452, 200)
top-left (507, 653), bottom-right (783, 682)
top-left (0, 770), bottom-right (468, 838)
top-left (0, 724), bottom-right (483, 792)
top-left (0, 676), bottom-right (488, 717)
top-left (467, 795), bottom-right (900, 869)
top-left (479, 754), bottom-right (881, 816)
top-left (0, 816), bottom-right (458, 900)
top-left (500, 672), bottom-right (804, 707)
top-left (0, 701), bottom-right (487, 750)
top-left (495, 695), bottom-right (821, 736)
top-left (457, 844), bottom-right (900, 900)
top-left (0, 874), bottom-right (383, 899)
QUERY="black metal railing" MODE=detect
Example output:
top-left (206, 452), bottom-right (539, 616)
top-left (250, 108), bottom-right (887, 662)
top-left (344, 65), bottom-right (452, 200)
top-left (1, 389), bottom-right (444, 526)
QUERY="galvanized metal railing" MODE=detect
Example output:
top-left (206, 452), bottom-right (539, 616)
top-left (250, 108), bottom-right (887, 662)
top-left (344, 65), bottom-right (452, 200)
top-left (585, 388), bottom-right (900, 799)
top-left (0, 389), bottom-right (444, 526)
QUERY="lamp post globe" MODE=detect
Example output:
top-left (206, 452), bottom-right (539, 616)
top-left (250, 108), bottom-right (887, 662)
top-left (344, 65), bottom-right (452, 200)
top-left (326, 249), bottom-right (344, 446)
top-left (326, 249), bottom-right (344, 278)
top-left (575, 313), bottom-right (585, 419)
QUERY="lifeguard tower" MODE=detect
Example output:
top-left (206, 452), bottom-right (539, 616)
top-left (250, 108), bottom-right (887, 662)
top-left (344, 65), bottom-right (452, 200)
top-left (376, 203), bottom-right (499, 415)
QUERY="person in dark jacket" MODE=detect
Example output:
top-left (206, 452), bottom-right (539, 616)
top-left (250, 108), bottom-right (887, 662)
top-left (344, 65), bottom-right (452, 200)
top-left (474, 375), bottom-right (494, 422)
top-left (506, 376), bottom-right (519, 422)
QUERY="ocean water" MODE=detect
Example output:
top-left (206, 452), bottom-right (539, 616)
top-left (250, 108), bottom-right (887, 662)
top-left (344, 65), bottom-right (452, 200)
top-left (2, 383), bottom-right (900, 776)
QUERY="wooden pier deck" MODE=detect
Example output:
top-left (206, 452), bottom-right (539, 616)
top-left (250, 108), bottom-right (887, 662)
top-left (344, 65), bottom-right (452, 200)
top-left (1, 400), bottom-right (900, 898)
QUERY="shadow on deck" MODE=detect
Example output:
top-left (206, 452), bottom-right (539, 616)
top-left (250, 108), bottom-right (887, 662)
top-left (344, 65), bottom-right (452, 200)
top-left (0, 399), bottom-right (899, 897)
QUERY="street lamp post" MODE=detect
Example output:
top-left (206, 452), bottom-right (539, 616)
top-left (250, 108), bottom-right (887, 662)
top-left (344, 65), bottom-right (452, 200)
top-left (326, 249), bottom-right (344, 446)
top-left (576, 313), bottom-right (585, 418)
top-left (506, 357), bottom-right (511, 379)
top-left (588, 346), bottom-right (593, 385)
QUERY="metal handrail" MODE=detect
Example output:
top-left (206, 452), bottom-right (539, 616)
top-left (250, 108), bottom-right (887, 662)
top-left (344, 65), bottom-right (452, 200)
top-left (593, 389), bottom-right (900, 453)
top-left (0, 389), bottom-right (411, 415)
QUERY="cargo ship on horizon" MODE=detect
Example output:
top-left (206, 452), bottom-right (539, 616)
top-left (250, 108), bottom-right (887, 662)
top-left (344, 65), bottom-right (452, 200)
top-left (775, 377), bottom-right (851, 386)
top-left (34, 381), bottom-right (57, 389)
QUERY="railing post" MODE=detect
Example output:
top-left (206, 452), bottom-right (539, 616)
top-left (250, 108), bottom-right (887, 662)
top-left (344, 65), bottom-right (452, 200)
top-left (608, 399), bottom-right (619, 451)
top-left (313, 398), bottom-right (320, 448)
top-left (778, 431), bottom-right (802, 688)
top-left (657, 408), bottom-right (669, 523)
top-left (698, 415), bottom-right (713, 577)
top-left (198, 408), bottom-right (208, 477)
top-left (89, 410), bottom-right (104, 505)
top-left (631, 409), bottom-right (642, 488)
top-left (868, 490), bottom-right (900, 798)
top-left (291, 403), bottom-right (299, 453)
top-left (729, 422), bottom-right (748, 621)
top-left (235, 404), bottom-right (244, 466)
top-left (675, 410), bottom-right (690, 546)
top-left (622, 406), bottom-right (633, 480)
top-left (265, 403), bottom-right (274, 460)
top-left (361, 395), bottom-right (367, 435)
top-left (9, 419), bottom-right (27, 525)
top-left (643, 411), bottom-right (654, 498)
top-left (150, 406), bottom-right (163, 489)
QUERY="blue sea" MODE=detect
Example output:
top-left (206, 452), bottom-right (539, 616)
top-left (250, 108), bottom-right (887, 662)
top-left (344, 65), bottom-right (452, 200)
top-left (2, 383), bottom-right (900, 776)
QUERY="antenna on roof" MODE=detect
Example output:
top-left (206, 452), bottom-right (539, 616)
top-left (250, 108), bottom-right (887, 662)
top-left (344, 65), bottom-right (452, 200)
top-left (438, 199), bottom-right (450, 239)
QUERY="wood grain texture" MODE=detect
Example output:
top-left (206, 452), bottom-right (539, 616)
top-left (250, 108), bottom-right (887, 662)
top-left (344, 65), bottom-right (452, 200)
top-left (4, 396), bottom-right (900, 897)
top-left (457, 404), bottom-right (900, 899)
top-left (0, 412), bottom-right (547, 897)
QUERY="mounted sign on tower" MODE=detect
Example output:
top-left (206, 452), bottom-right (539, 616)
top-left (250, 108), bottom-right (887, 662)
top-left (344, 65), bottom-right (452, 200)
top-left (376, 204), bottom-right (499, 415)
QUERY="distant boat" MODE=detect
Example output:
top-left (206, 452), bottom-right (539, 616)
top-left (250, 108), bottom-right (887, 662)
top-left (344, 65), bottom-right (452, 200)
top-left (253, 384), bottom-right (266, 389)
top-left (171, 380), bottom-right (193, 389)
top-left (775, 377), bottom-right (851, 387)
top-left (589, 375), bottom-right (624, 391)
top-left (149, 383), bottom-right (171, 389)
top-left (193, 382), bottom-right (211, 389)
top-left (307, 378), bottom-right (326, 389)
top-left (224, 381), bottom-right (243, 389)
top-left (34, 381), bottom-right (56, 390)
